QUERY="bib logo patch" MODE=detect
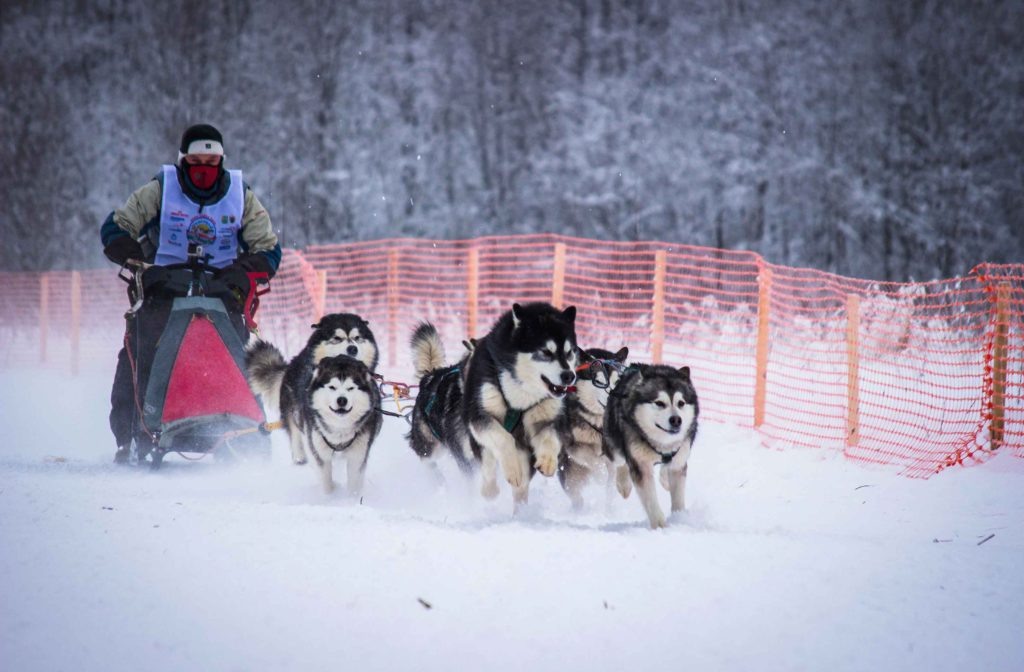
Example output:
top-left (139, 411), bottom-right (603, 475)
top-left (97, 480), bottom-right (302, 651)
top-left (187, 215), bottom-right (218, 246)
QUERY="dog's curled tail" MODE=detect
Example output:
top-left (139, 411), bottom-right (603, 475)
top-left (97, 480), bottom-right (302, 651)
top-left (410, 322), bottom-right (447, 379)
top-left (245, 339), bottom-right (287, 413)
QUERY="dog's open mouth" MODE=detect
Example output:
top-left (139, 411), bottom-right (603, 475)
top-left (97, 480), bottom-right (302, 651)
top-left (541, 375), bottom-right (575, 398)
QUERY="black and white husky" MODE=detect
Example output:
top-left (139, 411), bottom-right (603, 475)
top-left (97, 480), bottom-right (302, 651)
top-left (603, 364), bottom-right (699, 528)
top-left (463, 302), bottom-right (579, 509)
top-left (244, 313), bottom-right (380, 495)
top-left (407, 322), bottom-right (476, 478)
top-left (558, 345), bottom-right (629, 509)
top-left (246, 344), bottom-right (382, 495)
top-left (245, 312), bottom-right (378, 463)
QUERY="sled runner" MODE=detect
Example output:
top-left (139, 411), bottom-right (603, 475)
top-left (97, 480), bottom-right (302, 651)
top-left (119, 245), bottom-right (271, 470)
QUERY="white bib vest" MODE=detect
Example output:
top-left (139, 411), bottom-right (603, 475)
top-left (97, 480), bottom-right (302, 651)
top-left (156, 165), bottom-right (245, 268)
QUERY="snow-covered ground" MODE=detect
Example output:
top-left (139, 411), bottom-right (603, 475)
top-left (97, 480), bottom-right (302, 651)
top-left (1, 368), bottom-right (1022, 672)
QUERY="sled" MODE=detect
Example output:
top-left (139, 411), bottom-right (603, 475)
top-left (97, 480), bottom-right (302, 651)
top-left (119, 246), bottom-right (271, 470)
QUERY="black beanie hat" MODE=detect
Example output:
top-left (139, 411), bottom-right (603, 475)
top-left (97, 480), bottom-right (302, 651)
top-left (179, 123), bottom-right (225, 157)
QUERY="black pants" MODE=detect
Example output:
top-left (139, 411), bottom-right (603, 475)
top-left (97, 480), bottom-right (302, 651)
top-left (108, 297), bottom-right (247, 449)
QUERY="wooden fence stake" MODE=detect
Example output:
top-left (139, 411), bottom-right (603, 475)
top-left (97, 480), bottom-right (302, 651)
top-left (651, 250), bottom-right (667, 364)
top-left (754, 265), bottom-right (772, 428)
top-left (846, 293), bottom-right (861, 447)
top-left (386, 250), bottom-right (399, 368)
top-left (991, 282), bottom-right (1011, 450)
top-left (467, 247), bottom-right (479, 339)
top-left (551, 242), bottom-right (566, 309)
top-left (39, 273), bottom-right (50, 364)
top-left (70, 271), bottom-right (81, 376)
top-left (314, 269), bottom-right (328, 322)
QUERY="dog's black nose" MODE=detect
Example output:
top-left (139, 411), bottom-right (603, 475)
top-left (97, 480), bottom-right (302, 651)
top-left (669, 415), bottom-right (682, 428)
top-left (347, 345), bottom-right (358, 356)
top-left (560, 370), bottom-right (576, 386)
top-left (337, 396), bottom-right (348, 408)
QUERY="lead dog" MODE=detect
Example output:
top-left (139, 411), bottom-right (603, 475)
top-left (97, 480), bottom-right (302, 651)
top-left (463, 302), bottom-right (578, 510)
top-left (602, 364), bottom-right (699, 528)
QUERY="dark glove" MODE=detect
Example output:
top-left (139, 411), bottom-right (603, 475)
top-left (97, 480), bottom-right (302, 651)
top-left (218, 263), bottom-right (253, 304)
top-left (103, 236), bottom-right (144, 266)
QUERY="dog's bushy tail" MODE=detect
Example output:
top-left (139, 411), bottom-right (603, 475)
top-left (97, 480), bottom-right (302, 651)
top-left (410, 322), bottom-right (447, 379)
top-left (245, 339), bottom-right (287, 413)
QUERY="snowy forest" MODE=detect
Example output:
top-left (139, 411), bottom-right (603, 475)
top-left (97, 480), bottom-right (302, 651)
top-left (2, 0), bottom-right (1021, 281)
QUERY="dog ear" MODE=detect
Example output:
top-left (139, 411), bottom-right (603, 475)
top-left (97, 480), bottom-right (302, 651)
top-left (310, 321), bottom-right (321, 330)
top-left (678, 366), bottom-right (691, 380)
top-left (512, 303), bottom-right (523, 329)
top-left (614, 346), bottom-right (629, 362)
top-left (561, 305), bottom-right (577, 322)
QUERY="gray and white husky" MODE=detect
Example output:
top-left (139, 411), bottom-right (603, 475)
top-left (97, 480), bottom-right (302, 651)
top-left (558, 345), bottom-right (629, 510)
top-left (602, 364), bottom-right (699, 528)
top-left (246, 343), bottom-right (382, 496)
top-left (463, 302), bottom-right (579, 510)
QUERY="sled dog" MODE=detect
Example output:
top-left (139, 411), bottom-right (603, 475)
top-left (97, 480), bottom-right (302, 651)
top-left (558, 345), bottom-right (629, 509)
top-left (463, 302), bottom-right (579, 509)
top-left (407, 322), bottom-right (477, 478)
top-left (247, 343), bottom-right (381, 495)
top-left (245, 312), bottom-right (377, 462)
top-left (602, 364), bottom-right (699, 528)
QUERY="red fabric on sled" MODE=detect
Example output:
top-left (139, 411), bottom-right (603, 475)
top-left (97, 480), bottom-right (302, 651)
top-left (162, 316), bottom-right (263, 423)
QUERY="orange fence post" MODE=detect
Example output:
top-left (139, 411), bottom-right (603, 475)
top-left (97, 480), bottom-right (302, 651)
top-left (467, 246), bottom-right (479, 339)
top-left (846, 293), bottom-right (861, 447)
top-left (39, 273), bottom-right (50, 364)
top-left (314, 269), bottom-right (328, 322)
top-left (991, 282), bottom-right (1010, 450)
top-left (651, 250), bottom-right (667, 364)
top-left (387, 250), bottom-right (399, 368)
top-left (754, 264), bottom-right (772, 428)
top-left (70, 271), bottom-right (81, 376)
top-left (551, 242), bottom-right (566, 309)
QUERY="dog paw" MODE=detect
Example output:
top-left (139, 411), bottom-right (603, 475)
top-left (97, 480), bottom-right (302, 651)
top-left (481, 478), bottom-right (500, 500)
top-left (648, 512), bottom-right (667, 529)
top-left (534, 452), bottom-right (558, 477)
top-left (501, 458), bottom-right (526, 489)
top-left (293, 457), bottom-right (307, 465)
top-left (615, 467), bottom-right (632, 499)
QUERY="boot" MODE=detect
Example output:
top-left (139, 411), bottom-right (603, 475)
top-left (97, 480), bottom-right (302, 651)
top-left (113, 445), bottom-right (131, 464)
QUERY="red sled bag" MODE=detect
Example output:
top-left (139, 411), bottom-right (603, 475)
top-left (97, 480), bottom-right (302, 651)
top-left (120, 249), bottom-right (272, 470)
top-left (142, 295), bottom-right (269, 466)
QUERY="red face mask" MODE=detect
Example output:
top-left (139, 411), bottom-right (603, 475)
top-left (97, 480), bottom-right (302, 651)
top-left (187, 163), bottom-right (220, 190)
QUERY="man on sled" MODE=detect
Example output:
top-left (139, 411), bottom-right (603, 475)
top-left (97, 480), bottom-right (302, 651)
top-left (100, 123), bottom-right (281, 465)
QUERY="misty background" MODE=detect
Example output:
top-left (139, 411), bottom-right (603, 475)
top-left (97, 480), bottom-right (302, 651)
top-left (2, 0), bottom-right (1021, 280)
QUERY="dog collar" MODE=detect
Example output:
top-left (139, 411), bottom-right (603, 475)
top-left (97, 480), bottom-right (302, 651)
top-left (654, 447), bottom-right (679, 464)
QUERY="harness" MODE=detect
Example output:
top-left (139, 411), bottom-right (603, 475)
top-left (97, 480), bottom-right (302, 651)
top-left (315, 424), bottom-right (362, 453)
top-left (503, 408), bottom-right (523, 433)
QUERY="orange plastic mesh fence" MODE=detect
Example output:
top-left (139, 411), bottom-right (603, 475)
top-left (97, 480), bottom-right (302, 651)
top-left (1, 235), bottom-right (1020, 476)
